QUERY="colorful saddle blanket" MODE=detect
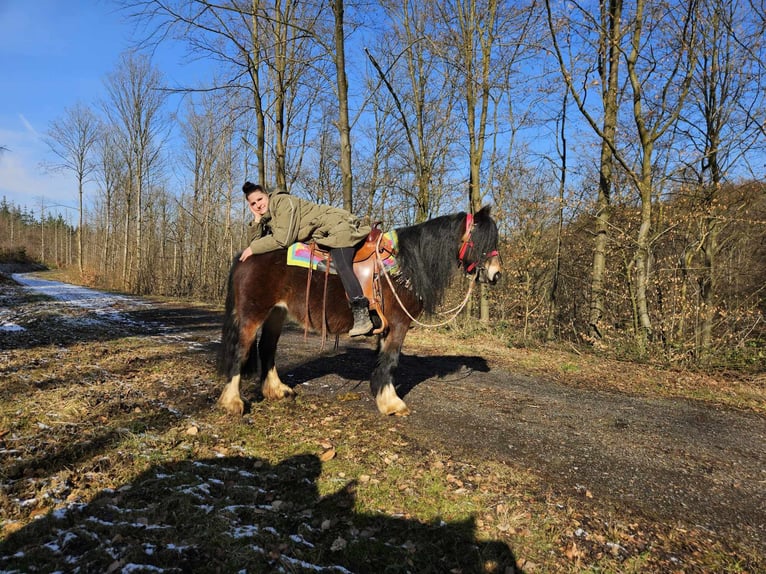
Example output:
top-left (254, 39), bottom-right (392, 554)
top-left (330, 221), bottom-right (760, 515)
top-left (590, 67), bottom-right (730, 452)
top-left (287, 230), bottom-right (399, 275)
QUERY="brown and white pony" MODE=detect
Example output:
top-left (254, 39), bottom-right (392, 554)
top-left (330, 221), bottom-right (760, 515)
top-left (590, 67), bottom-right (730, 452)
top-left (217, 206), bottom-right (501, 416)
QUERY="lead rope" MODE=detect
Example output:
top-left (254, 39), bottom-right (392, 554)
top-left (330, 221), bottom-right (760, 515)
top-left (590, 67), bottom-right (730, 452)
top-left (375, 233), bottom-right (476, 329)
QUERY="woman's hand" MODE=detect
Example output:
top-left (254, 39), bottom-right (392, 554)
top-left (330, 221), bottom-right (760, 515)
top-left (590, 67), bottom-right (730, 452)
top-left (239, 246), bottom-right (253, 261)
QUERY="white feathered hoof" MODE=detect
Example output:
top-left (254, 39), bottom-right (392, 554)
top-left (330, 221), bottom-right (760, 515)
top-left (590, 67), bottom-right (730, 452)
top-left (219, 378), bottom-right (245, 416)
top-left (376, 384), bottom-right (410, 416)
top-left (262, 367), bottom-right (296, 401)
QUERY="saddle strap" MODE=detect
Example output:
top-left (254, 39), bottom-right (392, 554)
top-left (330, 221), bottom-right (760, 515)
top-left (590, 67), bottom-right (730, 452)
top-left (305, 243), bottom-right (331, 350)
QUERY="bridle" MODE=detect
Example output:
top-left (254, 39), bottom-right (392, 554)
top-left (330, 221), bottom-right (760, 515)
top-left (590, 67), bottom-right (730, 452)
top-left (458, 213), bottom-right (499, 275)
top-left (375, 212), bottom-right (500, 329)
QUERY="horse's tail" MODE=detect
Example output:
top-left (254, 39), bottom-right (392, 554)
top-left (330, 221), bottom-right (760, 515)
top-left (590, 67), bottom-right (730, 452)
top-left (217, 259), bottom-right (258, 379)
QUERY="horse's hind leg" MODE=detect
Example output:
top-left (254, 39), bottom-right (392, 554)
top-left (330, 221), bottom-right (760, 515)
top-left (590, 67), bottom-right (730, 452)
top-left (260, 305), bottom-right (296, 401)
top-left (371, 323), bottom-right (410, 416)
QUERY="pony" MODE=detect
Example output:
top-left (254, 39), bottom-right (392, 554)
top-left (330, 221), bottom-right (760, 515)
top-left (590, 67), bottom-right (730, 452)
top-left (217, 205), bottom-right (502, 416)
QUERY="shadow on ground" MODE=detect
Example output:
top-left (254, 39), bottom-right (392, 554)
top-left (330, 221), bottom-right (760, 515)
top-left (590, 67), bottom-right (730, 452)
top-left (0, 455), bottom-right (520, 573)
top-left (274, 344), bottom-right (490, 400)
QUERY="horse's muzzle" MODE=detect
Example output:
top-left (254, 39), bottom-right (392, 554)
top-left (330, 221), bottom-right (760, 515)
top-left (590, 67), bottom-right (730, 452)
top-left (479, 254), bottom-right (502, 284)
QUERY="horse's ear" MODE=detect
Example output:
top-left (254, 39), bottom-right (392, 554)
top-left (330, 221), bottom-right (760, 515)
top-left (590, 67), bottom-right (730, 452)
top-left (474, 205), bottom-right (492, 221)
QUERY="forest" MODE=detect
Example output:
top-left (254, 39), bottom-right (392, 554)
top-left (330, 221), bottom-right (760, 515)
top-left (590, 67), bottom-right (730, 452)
top-left (1, 0), bottom-right (765, 370)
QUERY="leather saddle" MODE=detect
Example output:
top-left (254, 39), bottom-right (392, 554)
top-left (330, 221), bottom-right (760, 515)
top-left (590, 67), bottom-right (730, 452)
top-left (306, 227), bottom-right (392, 335)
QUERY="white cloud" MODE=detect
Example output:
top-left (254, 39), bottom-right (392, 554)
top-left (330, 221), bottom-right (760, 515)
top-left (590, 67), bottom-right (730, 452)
top-left (18, 114), bottom-right (41, 139)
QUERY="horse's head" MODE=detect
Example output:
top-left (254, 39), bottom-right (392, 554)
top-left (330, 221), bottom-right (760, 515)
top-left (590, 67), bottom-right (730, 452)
top-left (458, 206), bottom-right (502, 285)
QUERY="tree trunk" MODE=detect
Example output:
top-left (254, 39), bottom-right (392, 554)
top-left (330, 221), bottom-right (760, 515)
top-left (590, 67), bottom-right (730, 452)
top-left (633, 173), bottom-right (654, 352)
top-left (78, 176), bottom-right (84, 274)
top-left (332, 0), bottom-right (354, 212)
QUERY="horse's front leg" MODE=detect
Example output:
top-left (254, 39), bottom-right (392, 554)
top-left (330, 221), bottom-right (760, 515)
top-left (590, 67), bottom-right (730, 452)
top-left (371, 323), bottom-right (410, 416)
top-left (219, 374), bottom-right (246, 416)
top-left (259, 306), bottom-right (296, 401)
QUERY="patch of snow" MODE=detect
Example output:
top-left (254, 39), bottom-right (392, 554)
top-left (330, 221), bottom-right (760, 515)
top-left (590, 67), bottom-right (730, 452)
top-left (230, 524), bottom-right (261, 538)
top-left (166, 543), bottom-right (194, 552)
top-left (60, 531), bottom-right (79, 547)
top-left (11, 273), bottom-right (161, 330)
top-left (86, 516), bottom-right (116, 527)
top-left (51, 503), bottom-right (86, 519)
top-left (0, 320), bottom-right (25, 332)
top-left (121, 563), bottom-right (165, 573)
top-left (280, 554), bottom-right (354, 573)
top-left (289, 534), bottom-right (315, 548)
top-left (143, 543), bottom-right (156, 555)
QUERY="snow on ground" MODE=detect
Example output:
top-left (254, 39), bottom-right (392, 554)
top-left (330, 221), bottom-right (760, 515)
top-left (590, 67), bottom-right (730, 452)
top-left (0, 320), bottom-right (25, 333)
top-left (4, 273), bottom-right (165, 337)
top-left (4, 273), bottom-right (217, 349)
top-left (11, 273), bottom-right (154, 323)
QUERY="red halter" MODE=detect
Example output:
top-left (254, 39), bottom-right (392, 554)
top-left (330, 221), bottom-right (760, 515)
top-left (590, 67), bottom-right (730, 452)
top-left (458, 213), bottom-right (476, 272)
top-left (458, 212), bottom-right (498, 273)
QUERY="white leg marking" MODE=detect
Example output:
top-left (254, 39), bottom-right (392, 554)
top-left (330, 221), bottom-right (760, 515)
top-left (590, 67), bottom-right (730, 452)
top-left (219, 374), bottom-right (245, 416)
top-left (262, 367), bottom-right (296, 400)
top-left (376, 383), bottom-right (410, 416)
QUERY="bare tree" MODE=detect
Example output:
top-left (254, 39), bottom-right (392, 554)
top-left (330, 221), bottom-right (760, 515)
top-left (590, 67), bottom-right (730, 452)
top-left (546, 0), bottom-right (626, 340)
top-left (126, 1), bottom-right (267, 183)
top-left (675, 0), bottom-right (766, 361)
top-left (624, 0), bottom-right (699, 351)
top-left (435, 0), bottom-right (535, 321)
top-left (103, 52), bottom-right (167, 292)
top-left (129, 0), bottom-right (326, 193)
top-left (548, 0), bottom-right (699, 352)
top-left (177, 92), bottom-right (241, 298)
top-left (368, 0), bottom-right (459, 222)
top-left (94, 126), bottom-right (126, 280)
top-left (44, 103), bottom-right (100, 273)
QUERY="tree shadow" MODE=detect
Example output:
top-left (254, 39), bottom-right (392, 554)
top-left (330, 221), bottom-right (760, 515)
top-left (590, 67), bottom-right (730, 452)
top-left (0, 454), bottom-right (522, 573)
top-left (281, 346), bottom-right (491, 400)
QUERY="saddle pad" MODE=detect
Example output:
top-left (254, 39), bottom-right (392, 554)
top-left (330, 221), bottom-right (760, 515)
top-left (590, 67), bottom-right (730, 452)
top-left (286, 230), bottom-right (400, 275)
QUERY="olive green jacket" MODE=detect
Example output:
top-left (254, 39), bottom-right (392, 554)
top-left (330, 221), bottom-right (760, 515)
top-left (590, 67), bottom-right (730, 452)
top-left (248, 192), bottom-right (371, 255)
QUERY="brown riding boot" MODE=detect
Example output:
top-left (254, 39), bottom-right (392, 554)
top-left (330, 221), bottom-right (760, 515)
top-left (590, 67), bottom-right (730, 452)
top-left (349, 297), bottom-right (373, 337)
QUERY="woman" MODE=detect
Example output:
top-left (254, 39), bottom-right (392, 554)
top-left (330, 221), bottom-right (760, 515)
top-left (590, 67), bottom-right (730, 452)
top-left (239, 182), bottom-right (373, 337)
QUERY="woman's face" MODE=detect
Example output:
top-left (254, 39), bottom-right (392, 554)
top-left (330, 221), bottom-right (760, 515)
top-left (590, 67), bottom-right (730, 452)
top-left (246, 191), bottom-right (269, 218)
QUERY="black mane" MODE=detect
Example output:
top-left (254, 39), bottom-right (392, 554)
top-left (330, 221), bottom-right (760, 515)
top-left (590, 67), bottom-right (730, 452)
top-left (395, 207), bottom-right (497, 314)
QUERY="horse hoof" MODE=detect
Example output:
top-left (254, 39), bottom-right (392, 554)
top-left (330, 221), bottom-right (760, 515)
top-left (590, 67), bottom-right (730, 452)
top-left (219, 397), bottom-right (245, 416)
top-left (263, 385), bottom-right (297, 401)
top-left (375, 385), bottom-right (409, 416)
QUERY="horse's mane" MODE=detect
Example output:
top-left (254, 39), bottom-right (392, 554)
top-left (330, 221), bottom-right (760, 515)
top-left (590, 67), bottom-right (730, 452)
top-left (395, 209), bottom-right (496, 314)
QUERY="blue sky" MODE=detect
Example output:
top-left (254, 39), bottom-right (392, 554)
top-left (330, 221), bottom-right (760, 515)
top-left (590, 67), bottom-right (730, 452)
top-left (0, 0), bottom-right (199, 219)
